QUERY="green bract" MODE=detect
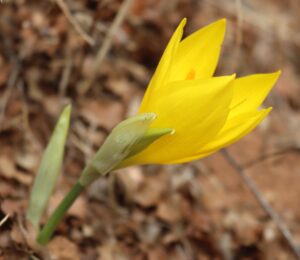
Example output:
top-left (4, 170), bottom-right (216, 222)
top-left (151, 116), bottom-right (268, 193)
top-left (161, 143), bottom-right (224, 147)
top-left (78, 113), bottom-right (173, 186)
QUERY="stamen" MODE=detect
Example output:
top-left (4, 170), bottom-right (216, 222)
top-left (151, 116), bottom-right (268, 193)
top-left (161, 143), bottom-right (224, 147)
top-left (186, 69), bottom-right (196, 80)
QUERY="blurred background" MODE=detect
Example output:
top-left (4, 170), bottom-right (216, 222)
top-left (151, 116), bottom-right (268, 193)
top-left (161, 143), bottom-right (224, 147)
top-left (1, 0), bottom-right (300, 259)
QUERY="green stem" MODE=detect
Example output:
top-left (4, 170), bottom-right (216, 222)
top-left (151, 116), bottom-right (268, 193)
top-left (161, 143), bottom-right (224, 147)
top-left (37, 181), bottom-right (84, 245)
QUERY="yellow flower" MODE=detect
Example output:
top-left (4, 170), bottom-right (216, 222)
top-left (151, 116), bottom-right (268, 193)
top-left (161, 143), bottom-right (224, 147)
top-left (123, 18), bottom-right (280, 165)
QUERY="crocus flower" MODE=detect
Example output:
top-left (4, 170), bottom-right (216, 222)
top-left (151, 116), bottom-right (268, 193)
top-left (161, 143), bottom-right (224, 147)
top-left (36, 19), bottom-right (281, 245)
top-left (121, 18), bottom-right (280, 165)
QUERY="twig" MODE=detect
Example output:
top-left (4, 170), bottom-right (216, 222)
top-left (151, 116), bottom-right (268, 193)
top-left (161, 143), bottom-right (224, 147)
top-left (244, 147), bottom-right (300, 169)
top-left (55, 0), bottom-right (95, 46)
top-left (80, 0), bottom-right (134, 94)
top-left (0, 62), bottom-right (20, 127)
top-left (222, 149), bottom-right (300, 259)
top-left (59, 53), bottom-right (73, 99)
top-left (17, 81), bottom-right (29, 132)
top-left (231, 0), bottom-right (243, 70)
top-left (235, 0), bottom-right (243, 46)
top-left (0, 214), bottom-right (9, 227)
top-left (203, 0), bottom-right (300, 46)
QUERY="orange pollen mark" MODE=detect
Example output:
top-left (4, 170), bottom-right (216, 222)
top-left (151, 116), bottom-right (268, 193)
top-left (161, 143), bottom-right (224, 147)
top-left (186, 69), bottom-right (196, 80)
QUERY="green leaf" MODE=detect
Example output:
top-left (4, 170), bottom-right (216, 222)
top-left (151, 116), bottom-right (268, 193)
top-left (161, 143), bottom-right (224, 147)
top-left (26, 105), bottom-right (71, 230)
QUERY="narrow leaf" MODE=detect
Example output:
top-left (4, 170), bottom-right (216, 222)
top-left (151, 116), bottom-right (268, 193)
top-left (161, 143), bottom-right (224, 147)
top-left (26, 105), bottom-right (71, 230)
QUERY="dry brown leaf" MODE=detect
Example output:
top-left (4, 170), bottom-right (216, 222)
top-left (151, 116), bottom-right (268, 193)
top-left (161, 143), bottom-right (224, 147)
top-left (156, 196), bottom-right (183, 224)
top-left (79, 99), bottom-right (124, 130)
top-left (98, 243), bottom-right (131, 260)
top-left (48, 236), bottom-right (80, 260)
top-left (0, 155), bottom-right (32, 185)
top-left (134, 176), bottom-right (167, 208)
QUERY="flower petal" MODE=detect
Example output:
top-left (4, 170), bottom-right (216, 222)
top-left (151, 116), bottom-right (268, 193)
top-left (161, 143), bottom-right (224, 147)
top-left (229, 71), bottom-right (280, 117)
top-left (170, 19), bottom-right (226, 81)
top-left (125, 75), bottom-right (235, 165)
top-left (209, 108), bottom-right (272, 150)
top-left (139, 19), bottom-right (186, 112)
top-left (169, 108), bottom-right (271, 164)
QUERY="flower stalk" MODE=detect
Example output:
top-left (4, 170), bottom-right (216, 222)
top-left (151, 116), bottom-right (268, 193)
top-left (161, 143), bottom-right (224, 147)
top-left (37, 181), bottom-right (84, 245)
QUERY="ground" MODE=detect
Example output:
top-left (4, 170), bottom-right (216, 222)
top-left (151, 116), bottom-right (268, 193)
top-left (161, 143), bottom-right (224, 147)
top-left (1, 0), bottom-right (300, 259)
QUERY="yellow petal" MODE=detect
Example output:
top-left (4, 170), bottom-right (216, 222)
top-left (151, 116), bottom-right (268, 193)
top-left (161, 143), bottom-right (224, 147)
top-left (169, 108), bottom-right (271, 164)
top-left (124, 75), bottom-right (235, 165)
top-left (170, 19), bottom-right (226, 81)
top-left (229, 71), bottom-right (280, 117)
top-left (204, 107), bottom-right (271, 150)
top-left (139, 19), bottom-right (186, 112)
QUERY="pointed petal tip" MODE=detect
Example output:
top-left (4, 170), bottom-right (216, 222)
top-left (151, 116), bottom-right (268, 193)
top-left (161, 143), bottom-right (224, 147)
top-left (235, 70), bottom-right (282, 87)
top-left (210, 74), bottom-right (236, 88)
top-left (209, 18), bottom-right (227, 31)
top-left (217, 18), bottom-right (227, 25)
top-left (258, 107), bottom-right (272, 117)
top-left (173, 18), bottom-right (187, 42)
top-left (181, 17), bottom-right (187, 25)
top-left (177, 18), bottom-right (187, 31)
top-left (263, 70), bottom-right (282, 79)
top-left (224, 73), bottom-right (237, 82)
top-left (257, 70), bottom-right (282, 86)
top-left (266, 70), bottom-right (281, 79)
top-left (198, 18), bottom-right (227, 46)
top-left (228, 74), bottom-right (237, 84)
top-left (274, 70), bottom-right (282, 78)
top-left (265, 106), bottom-right (273, 113)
